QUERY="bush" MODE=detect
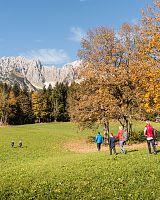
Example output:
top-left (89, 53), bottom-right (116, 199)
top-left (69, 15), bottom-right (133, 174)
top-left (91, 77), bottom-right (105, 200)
top-left (127, 131), bottom-right (143, 144)
top-left (128, 130), bottom-right (160, 143)
top-left (86, 136), bottom-right (95, 143)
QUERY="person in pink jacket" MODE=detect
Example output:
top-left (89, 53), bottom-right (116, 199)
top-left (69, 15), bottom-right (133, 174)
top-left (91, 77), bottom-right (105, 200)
top-left (115, 126), bottom-right (126, 154)
top-left (144, 121), bottom-right (157, 154)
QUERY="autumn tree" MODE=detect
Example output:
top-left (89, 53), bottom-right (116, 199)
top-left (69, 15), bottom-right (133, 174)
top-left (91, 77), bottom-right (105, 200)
top-left (0, 88), bottom-right (9, 124)
top-left (73, 27), bottom-right (119, 130)
top-left (68, 79), bottom-right (110, 130)
top-left (68, 26), bottom-right (144, 131)
top-left (32, 91), bottom-right (44, 123)
top-left (0, 83), bottom-right (17, 125)
top-left (69, 10), bottom-right (159, 132)
top-left (0, 81), bottom-right (69, 125)
top-left (138, 1), bottom-right (160, 117)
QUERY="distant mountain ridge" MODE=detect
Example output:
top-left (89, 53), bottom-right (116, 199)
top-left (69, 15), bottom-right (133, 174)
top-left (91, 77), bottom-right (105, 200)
top-left (0, 56), bottom-right (82, 90)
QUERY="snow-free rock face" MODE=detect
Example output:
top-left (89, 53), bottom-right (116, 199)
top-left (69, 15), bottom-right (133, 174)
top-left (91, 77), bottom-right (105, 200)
top-left (0, 56), bottom-right (81, 90)
top-left (42, 60), bottom-right (81, 88)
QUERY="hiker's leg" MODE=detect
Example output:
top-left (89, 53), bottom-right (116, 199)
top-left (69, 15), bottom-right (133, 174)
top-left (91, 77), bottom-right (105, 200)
top-left (113, 146), bottom-right (116, 154)
top-left (151, 139), bottom-right (157, 154)
top-left (120, 141), bottom-right (125, 153)
top-left (147, 140), bottom-right (151, 154)
top-left (97, 143), bottom-right (99, 151)
top-left (97, 143), bottom-right (101, 151)
top-left (99, 143), bottom-right (102, 151)
top-left (109, 147), bottom-right (112, 155)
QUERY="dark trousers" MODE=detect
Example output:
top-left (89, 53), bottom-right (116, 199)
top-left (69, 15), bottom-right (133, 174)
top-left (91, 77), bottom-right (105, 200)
top-left (109, 146), bottom-right (116, 155)
top-left (97, 143), bottom-right (102, 151)
top-left (147, 139), bottom-right (156, 154)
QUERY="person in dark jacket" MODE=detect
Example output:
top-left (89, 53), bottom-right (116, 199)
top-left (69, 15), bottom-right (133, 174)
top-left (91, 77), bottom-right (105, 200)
top-left (108, 133), bottom-right (116, 155)
top-left (95, 132), bottom-right (104, 151)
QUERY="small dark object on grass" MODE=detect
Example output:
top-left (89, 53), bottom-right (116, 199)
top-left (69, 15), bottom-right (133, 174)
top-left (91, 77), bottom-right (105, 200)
top-left (19, 141), bottom-right (23, 148)
top-left (11, 141), bottom-right (14, 147)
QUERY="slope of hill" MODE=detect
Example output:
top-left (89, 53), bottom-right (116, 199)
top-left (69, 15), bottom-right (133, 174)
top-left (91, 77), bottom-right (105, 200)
top-left (0, 122), bottom-right (160, 199)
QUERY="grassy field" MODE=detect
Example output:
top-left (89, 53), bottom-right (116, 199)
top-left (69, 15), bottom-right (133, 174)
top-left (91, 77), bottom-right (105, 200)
top-left (0, 122), bottom-right (160, 199)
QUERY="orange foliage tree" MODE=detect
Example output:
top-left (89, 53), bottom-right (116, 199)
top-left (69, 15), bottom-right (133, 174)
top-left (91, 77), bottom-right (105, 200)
top-left (139, 1), bottom-right (160, 115)
top-left (68, 1), bottom-right (160, 131)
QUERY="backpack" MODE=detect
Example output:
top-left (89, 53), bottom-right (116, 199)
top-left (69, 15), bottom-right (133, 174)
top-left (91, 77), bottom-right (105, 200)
top-left (123, 130), bottom-right (128, 142)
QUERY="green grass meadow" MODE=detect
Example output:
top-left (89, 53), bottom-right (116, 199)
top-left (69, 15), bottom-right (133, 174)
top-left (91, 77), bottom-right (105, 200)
top-left (0, 122), bottom-right (160, 199)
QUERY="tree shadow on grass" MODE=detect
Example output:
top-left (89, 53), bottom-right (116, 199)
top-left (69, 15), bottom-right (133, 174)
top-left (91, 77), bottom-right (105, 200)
top-left (114, 149), bottom-right (138, 155)
top-left (11, 146), bottom-right (28, 149)
top-left (155, 149), bottom-right (160, 153)
top-left (126, 149), bottom-right (139, 153)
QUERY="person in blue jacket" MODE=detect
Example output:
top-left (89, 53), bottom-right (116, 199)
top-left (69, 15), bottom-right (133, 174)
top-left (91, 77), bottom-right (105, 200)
top-left (95, 132), bottom-right (104, 151)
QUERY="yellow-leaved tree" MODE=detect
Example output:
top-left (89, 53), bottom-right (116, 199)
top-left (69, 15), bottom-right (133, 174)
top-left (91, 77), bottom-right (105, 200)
top-left (68, 1), bottom-right (160, 132)
top-left (139, 1), bottom-right (160, 116)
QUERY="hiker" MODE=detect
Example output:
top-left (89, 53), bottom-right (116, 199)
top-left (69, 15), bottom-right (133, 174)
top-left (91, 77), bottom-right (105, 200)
top-left (108, 133), bottom-right (116, 155)
top-left (115, 126), bottom-right (127, 154)
top-left (95, 132), bottom-right (104, 151)
top-left (144, 121), bottom-right (157, 154)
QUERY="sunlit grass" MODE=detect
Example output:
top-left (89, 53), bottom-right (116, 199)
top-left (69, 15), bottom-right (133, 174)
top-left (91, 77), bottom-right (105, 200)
top-left (0, 121), bottom-right (160, 199)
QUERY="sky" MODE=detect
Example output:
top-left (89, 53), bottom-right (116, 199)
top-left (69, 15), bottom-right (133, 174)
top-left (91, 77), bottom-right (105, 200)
top-left (0, 0), bottom-right (154, 66)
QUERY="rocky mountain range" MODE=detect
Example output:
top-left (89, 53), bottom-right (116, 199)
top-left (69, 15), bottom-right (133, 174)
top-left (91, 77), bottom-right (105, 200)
top-left (0, 56), bottom-right (82, 90)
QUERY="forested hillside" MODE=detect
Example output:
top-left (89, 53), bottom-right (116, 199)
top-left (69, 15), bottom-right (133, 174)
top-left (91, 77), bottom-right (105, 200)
top-left (0, 82), bottom-right (69, 125)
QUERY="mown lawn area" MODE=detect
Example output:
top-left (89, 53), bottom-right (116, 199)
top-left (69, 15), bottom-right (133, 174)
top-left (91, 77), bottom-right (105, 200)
top-left (0, 122), bottom-right (160, 199)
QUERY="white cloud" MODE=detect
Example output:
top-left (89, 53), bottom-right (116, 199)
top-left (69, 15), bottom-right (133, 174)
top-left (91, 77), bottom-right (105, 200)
top-left (69, 27), bottom-right (85, 42)
top-left (21, 48), bottom-right (70, 66)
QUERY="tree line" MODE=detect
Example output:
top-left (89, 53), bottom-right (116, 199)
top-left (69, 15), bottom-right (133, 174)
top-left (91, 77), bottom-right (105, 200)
top-left (0, 82), bottom-right (69, 125)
